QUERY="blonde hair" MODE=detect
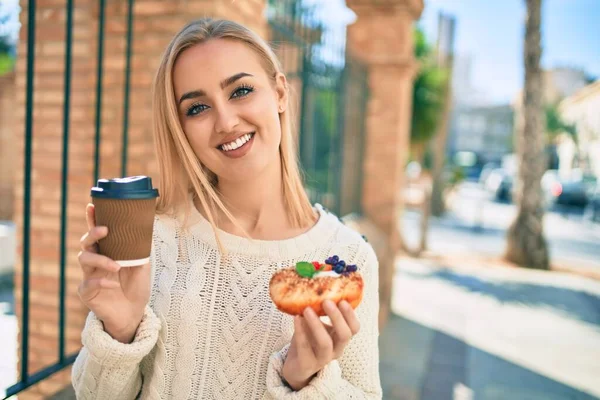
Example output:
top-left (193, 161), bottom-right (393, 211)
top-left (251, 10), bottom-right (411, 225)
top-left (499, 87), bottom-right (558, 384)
top-left (152, 18), bottom-right (315, 248)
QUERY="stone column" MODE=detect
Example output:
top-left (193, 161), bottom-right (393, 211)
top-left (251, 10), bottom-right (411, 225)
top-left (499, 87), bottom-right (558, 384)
top-left (13, 1), bottom-right (266, 397)
top-left (346, 0), bottom-right (423, 327)
top-left (0, 71), bottom-right (15, 220)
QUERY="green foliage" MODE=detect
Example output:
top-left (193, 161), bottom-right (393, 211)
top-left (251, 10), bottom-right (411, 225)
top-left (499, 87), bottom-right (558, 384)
top-left (545, 103), bottom-right (576, 142)
top-left (448, 164), bottom-right (466, 187)
top-left (411, 28), bottom-right (448, 145)
top-left (0, 53), bottom-right (14, 75)
top-left (0, 35), bottom-right (15, 76)
top-left (311, 89), bottom-right (338, 192)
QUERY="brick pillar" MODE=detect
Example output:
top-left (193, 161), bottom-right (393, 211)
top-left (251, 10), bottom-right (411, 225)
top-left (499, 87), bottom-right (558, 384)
top-left (13, 1), bottom-right (266, 398)
top-left (346, 0), bottom-right (423, 327)
top-left (0, 71), bottom-right (16, 220)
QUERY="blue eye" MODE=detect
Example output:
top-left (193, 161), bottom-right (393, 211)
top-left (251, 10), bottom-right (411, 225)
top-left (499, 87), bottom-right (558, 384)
top-left (186, 103), bottom-right (208, 117)
top-left (231, 85), bottom-right (254, 99)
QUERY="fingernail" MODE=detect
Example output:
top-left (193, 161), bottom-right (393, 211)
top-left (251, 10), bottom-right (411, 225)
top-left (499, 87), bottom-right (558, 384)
top-left (339, 300), bottom-right (349, 309)
top-left (303, 307), bottom-right (314, 318)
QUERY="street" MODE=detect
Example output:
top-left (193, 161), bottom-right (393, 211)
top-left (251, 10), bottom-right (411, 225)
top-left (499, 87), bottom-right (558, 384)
top-left (402, 182), bottom-right (600, 270)
top-left (382, 181), bottom-right (600, 399)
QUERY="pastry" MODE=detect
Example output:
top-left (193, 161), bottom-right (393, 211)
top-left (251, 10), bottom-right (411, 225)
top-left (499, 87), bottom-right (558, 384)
top-left (269, 256), bottom-right (364, 316)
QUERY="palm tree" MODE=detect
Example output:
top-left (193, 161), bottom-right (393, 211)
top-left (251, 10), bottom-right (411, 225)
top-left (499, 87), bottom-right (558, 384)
top-left (410, 29), bottom-right (447, 163)
top-left (505, 0), bottom-right (549, 269)
top-left (545, 103), bottom-right (577, 143)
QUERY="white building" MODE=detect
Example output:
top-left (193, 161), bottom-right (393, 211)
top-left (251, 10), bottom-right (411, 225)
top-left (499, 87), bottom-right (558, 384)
top-left (448, 104), bottom-right (514, 166)
top-left (558, 80), bottom-right (600, 179)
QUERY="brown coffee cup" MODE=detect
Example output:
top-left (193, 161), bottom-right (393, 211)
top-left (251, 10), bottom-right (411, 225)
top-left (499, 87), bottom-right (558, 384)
top-left (91, 176), bottom-right (159, 267)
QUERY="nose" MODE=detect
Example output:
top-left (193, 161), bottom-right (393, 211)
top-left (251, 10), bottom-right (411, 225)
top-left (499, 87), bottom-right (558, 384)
top-left (214, 104), bottom-right (240, 135)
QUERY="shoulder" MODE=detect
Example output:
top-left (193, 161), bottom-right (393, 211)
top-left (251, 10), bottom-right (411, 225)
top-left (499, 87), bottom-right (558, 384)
top-left (317, 205), bottom-right (377, 267)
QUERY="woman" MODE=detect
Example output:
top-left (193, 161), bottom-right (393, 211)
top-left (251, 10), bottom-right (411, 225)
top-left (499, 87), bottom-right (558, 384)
top-left (72, 18), bottom-right (381, 399)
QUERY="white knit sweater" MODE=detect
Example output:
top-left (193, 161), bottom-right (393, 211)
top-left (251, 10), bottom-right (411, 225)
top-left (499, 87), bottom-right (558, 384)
top-left (71, 204), bottom-right (382, 399)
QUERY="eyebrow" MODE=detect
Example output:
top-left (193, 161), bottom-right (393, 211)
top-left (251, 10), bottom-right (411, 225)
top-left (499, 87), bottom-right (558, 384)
top-left (178, 72), bottom-right (253, 105)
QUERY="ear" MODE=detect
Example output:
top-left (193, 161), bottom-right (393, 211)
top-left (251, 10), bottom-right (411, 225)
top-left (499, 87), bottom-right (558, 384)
top-left (274, 72), bottom-right (288, 113)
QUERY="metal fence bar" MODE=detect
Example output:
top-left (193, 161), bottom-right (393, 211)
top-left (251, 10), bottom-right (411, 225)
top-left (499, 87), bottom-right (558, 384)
top-left (19, 0), bottom-right (37, 387)
top-left (5, 354), bottom-right (79, 398)
top-left (58, 0), bottom-right (75, 365)
top-left (93, 0), bottom-right (106, 184)
top-left (121, 0), bottom-right (135, 177)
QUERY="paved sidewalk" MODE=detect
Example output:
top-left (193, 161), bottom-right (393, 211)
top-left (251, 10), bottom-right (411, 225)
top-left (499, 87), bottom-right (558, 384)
top-left (379, 257), bottom-right (600, 400)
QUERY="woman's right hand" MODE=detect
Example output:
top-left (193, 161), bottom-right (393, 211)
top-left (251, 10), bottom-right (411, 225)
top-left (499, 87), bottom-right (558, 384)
top-left (77, 203), bottom-right (152, 343)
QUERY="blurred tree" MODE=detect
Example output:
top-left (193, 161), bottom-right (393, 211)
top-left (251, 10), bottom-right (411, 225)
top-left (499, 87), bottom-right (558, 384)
top-left (505, 0), bottom-right (549, 270)
top-left (410, 28), bottom-right (448, 165)
top-left (0, 35), bottom-right (14, 76)
top-left (429, 14), bottom-right (455, 218)
top-left (545, 103), bottom-right (576, 142)
top-left (399, 28), bottom-right (448, 258)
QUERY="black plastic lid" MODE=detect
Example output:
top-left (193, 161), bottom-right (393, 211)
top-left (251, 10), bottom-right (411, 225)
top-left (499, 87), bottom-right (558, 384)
top-left (91, 176), bottom-right (159, 199)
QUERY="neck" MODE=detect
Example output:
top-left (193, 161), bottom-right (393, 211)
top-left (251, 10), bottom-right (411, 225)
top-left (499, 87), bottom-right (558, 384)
top-left (215, 156), bottom-right (291, 238)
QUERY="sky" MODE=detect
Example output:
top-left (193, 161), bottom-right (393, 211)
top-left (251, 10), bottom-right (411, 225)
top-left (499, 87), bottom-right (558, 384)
top-left (3, 0), bottom-right (598, 105)
top-left (419, 0), bottom-right (600, 105)
top-left (0, 0), bottom-right (20, 44)
top-left (311, 0), bottom-right (600, 105)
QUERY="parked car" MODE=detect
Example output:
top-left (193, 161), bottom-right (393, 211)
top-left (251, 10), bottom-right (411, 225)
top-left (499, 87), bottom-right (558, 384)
top-left (483, 168), bottom-right (513, 202)
top-left (541, 170), bottom-right (590, 209)
top-left (479, 162), bottom-right (501, 186)
top-left (584, 183), bottom-right (600, 223)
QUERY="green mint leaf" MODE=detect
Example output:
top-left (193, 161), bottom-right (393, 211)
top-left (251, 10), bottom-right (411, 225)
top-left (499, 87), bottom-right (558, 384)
top-left (296, 261), bottom-right (315, 278)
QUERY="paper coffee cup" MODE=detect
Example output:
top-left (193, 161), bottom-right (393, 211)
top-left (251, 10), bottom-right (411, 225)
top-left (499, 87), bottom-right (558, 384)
top-left (91, 176), bottom-right (159, 267)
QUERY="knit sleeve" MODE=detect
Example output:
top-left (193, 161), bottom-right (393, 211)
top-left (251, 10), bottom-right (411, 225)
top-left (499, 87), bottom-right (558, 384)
top-left (263, 241), bottom-right (382, 399)
top-left (71, 305), bottom-right (161, 400)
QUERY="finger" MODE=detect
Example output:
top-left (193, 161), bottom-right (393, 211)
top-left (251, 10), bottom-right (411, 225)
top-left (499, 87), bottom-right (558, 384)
top-left (322, 300), bottom-right (353, 355)
top-left (293, 316), bottom-right (315, 355)
top-left (339, 300), bottom-right (361, 335)
top-left (78, 250), bottom-right (120, 276)
top-left (303, 307), bottom-right (333, 361)
top-left (80, 226), bottom-right (108, 252)
top-left (86, 203), bottom-right (96, 231)
top-left (78, 278), bottom-right (120, 300)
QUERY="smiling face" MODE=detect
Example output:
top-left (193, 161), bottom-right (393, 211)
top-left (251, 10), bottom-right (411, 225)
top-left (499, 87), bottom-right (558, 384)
top-left (173, 38), bottom-right (288, 184)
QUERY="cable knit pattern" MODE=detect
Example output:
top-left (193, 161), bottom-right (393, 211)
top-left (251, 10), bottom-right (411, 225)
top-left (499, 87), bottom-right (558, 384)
top-left (72, 203), bottom-right (382, 399)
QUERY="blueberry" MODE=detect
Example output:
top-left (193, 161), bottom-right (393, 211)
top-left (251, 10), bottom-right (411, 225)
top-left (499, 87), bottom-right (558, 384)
top-left (347, 264), bottom-right (357, 272)
top-left (325, 257), bottom-right (333, 265)
top-left (334, 264), bottom-right (345, 274)
top-left (337, 260), bottom-right (346, 268)
top-left (332, 255), bottom-right (339, 264)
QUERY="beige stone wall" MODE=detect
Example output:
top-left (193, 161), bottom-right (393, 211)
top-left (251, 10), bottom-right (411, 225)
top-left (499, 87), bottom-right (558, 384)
top-left (13, 1), bottom-right (266, 397)
top-left (0, 71), bottom-right (15, 220)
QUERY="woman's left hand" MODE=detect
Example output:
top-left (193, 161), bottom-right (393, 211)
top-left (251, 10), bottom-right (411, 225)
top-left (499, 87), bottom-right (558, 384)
top-left (281, 300), bottom-right (361, 391)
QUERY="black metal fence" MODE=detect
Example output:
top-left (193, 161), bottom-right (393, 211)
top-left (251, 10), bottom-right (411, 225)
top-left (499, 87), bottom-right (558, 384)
top-left (3, 0), bottom-right (368, 397)
top-left (3, 0), bottom-right (136, 397)
top-left (268, 0), bottom-right (369, 216)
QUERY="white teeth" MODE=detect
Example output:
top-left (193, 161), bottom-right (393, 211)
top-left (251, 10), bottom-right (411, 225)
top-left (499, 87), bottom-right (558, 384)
top-left (221, 133), bottom-right (252, 152)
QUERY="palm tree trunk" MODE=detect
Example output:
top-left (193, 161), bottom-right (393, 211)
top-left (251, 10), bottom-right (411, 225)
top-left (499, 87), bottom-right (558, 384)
top-left (505, 0), bottom-right (549, 270)
top-left (430, 14), bottom-right (455, 217)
